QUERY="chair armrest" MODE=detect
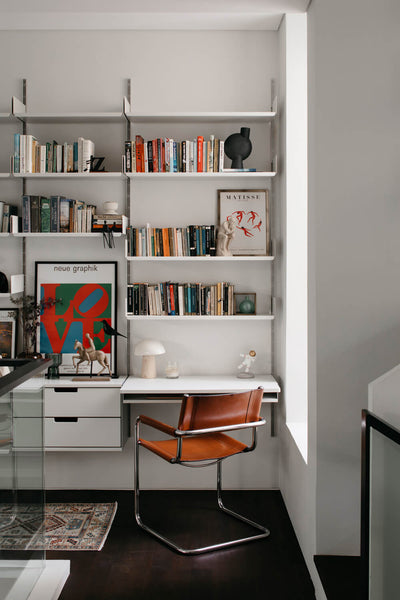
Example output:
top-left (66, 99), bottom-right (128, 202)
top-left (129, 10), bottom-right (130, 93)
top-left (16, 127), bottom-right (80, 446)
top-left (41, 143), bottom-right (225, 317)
top-left (175, 417), bottom-right (266, 437)
top-left (137, 415), bottom-right (177, 437)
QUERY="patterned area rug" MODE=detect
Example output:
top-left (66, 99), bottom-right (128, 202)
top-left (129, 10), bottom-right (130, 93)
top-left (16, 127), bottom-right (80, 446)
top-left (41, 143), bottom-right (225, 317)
top-left (0, 502), bottom-right (117, 551)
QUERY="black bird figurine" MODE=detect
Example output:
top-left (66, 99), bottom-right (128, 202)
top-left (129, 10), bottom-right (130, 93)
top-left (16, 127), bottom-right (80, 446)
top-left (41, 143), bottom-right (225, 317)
top-left (101, 320), bottom-right (127, 339)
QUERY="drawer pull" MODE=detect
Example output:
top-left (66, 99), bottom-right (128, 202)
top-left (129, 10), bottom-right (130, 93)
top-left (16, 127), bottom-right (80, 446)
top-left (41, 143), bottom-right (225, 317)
top-left (54, 417), bottom-right (78, 423)
top-left (54, 388), bottom-right (78, 393)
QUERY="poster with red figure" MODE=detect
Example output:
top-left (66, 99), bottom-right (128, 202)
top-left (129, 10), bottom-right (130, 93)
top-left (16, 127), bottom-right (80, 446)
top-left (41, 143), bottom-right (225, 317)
top-left (35, 262), bottom-right (117, 375)
top-left (218, 189), bottom-right (270, 256)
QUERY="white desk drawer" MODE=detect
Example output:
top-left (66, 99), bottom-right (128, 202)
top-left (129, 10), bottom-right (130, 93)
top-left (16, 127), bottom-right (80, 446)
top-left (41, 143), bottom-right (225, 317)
top-left (44, 387), bottom-right (120, 417)
top-left (44, 417), bottom-right (121, 448)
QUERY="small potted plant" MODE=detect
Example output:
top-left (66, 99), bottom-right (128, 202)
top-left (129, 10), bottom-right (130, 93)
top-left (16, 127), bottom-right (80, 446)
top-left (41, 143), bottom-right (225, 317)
top-left (11, 294), bottom-right (62, 358)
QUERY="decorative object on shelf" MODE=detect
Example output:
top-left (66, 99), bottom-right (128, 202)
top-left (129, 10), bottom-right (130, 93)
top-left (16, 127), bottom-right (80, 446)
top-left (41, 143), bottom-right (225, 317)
top-left (45, 352), bottom-right (62, 379)
top-left (103, 201), bottom-right (118, 214)
top-left (0, 356), bottom-right (11, 377)
top-left (224, 127), bottom-right (252, 169)
top-left (237, 350), bottom-right (256, 379)
top-left (89, 156), bottom-right (105, 172)
top-left (73, 334), bottom-right (111, 377)
top-left (218, 189), bottom-right (270, 256)
top-left (235, 293), bottom-right (256, 315)
top-left (35, 261), bottom-right (117, 376)
top-left (165, 361), bottom-right (179, 379)
top-left (10, 296), bottom-right (60, 359)
top-left (134, 339), bottom-right (166, 379)
top-left (216, 215), bottom-right (238, 256)
top-left (101, 319), bottom-right (127, 339)
top-left (0, 309), bottom-right (17, 358)
top-left (0, 272), bottom-right (8, 293)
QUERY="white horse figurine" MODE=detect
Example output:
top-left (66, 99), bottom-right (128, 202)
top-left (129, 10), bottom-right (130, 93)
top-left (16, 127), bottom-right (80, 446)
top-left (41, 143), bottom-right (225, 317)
top-left (73, 337), bottom-right (111, 376)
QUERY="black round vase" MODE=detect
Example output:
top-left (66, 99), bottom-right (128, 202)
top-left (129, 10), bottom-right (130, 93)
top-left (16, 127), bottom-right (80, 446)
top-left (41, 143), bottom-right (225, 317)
top-left (0, 272), bottom-right (8, 293)
top-left (224, 127), bottom-right (252, 169)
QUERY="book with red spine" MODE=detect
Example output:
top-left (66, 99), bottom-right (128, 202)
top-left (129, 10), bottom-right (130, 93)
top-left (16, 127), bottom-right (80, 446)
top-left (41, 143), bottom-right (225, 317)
top-left (197, 136), bottom-right (204, 172)
top-left (135, 135), bottom-right (144, 172)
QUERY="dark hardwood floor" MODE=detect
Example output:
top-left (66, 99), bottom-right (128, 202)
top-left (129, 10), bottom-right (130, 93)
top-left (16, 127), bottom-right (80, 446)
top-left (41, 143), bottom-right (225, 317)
top-left (314, 555), bottom-right (361, 600)
top-left (46, 490), bottom-right (316, 600)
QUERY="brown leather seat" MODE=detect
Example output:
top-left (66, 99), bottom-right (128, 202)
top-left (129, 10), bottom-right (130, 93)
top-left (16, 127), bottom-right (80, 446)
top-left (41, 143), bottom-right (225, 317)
top-left (138, 388), bottom-right (263, 463)
top-left (134, 387), bottom-right (270, 554)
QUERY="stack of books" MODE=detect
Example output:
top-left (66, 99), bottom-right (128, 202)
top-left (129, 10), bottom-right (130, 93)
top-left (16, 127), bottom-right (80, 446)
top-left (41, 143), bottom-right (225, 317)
top-left (22, 195), bottom-right (96, 233)
top-left (92, 213), bottom-right (128, 234)
top-left (127, 281), bottom-right (235, 316)
top-left (13, 135), bottom-right (95, 174)
top-left (126, 224), bottom-right (216, 257)
top-left (125, 135), bottom-right (224, 173)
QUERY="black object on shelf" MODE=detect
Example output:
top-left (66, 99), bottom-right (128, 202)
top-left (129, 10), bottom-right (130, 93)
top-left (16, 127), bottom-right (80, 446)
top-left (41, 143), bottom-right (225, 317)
top-left (0, 272), bottom-right (8, 293)
top-left (224, 127), bottom-right (252, 169)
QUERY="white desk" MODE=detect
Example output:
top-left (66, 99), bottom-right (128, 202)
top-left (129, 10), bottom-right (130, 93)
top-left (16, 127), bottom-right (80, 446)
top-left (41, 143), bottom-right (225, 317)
top-left (120, 374), bottom-right (280, 435)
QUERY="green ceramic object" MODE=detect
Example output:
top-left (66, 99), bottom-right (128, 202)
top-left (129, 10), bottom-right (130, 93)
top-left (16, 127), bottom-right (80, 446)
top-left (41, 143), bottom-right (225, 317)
top-left (239, 296), bottom-right (255, 314)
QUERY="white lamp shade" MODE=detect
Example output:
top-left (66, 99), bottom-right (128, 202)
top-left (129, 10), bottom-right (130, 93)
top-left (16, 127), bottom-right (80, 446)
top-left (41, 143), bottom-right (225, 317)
top-left (134, 339), bottom-right (166, 356)
top-left (134, 339), bottom-right (166, 378)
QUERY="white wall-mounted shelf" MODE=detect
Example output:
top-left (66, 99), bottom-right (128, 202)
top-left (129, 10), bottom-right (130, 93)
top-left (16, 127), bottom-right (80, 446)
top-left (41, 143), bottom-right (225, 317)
top-left (12, 172), bottom-right (125, 180)
top-left (13, 232), bottom-right (122, 238)
top-left (12, 97), bottom-right (125, 123)
top-left (126, 314), bottom-right (274, 321)
top-left (125, 111), bottom-right (276, 124)
top-left (13, 112), bottom-right (125, 124)
top-left (126, 171), bottom-right (276, 179)
top-left (0, 173), bottom-right (11, 178)
top-left (126, 255), bottom-right (274, 262)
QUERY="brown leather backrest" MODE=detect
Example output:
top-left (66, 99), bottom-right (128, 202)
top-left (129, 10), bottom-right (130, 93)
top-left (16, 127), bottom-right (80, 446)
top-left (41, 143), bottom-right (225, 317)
top-left (177, 387), bottom-right (264, 431)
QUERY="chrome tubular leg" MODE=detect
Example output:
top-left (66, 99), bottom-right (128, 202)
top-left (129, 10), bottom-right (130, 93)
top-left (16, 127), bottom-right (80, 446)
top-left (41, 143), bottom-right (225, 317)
top-left (216, 460), bottom-right (270, 539)
top-left (134, 446), bottom-right (269, 555)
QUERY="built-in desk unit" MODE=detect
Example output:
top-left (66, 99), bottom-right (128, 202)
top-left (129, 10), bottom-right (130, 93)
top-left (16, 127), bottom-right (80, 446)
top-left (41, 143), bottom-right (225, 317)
top-left (43, 377), bottom-right (128, 451)
top-left (121, 375), bottom-right (280, 435)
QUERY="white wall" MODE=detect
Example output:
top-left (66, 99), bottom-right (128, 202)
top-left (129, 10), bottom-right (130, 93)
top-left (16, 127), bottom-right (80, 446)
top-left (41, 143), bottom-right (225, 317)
top-left (309, 0), bottom-right (400, 557)
top-left (0, 29), bottom-right (281, 489)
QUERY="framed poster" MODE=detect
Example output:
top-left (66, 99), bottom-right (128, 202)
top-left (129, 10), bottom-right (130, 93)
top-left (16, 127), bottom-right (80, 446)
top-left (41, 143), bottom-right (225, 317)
top-left (0, 309), bottom-right (17, 358)
top-left (35, 262), bottom-right (117, 376)
top-left (218, 189), bottom-right (270, 256)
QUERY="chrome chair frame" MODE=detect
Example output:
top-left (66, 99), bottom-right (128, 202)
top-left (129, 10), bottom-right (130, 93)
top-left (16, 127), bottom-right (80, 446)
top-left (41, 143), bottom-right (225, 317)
top-left (134, 415), bottom-right (270, 555)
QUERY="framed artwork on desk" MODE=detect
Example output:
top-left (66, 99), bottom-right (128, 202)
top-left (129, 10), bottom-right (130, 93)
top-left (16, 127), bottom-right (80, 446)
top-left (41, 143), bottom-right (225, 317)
top-left (0, 309), bottom-right (17, 358)
top-left (218, 189), bottom-right (270, 256)
top-left (35, 261), bottom-right (118, 376)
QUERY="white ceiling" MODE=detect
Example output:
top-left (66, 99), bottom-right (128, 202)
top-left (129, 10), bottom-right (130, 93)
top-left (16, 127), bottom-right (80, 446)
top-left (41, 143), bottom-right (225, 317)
top-left (0, 0), bottom-right (311, 30)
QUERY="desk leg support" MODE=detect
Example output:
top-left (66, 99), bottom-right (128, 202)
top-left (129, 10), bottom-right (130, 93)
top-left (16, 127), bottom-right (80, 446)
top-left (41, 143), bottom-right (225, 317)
top-left (270, 404), bottom-right (276, 437)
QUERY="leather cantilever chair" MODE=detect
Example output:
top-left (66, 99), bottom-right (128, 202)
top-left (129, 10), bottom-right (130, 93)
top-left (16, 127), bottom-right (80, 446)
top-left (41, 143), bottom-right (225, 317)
top-left (134, 386), bottom-right (269, 554)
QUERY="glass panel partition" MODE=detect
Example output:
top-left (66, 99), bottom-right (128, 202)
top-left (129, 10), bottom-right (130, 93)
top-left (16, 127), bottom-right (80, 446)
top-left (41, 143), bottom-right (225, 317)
top-left (361, 409), bottom-right (400, 600)
top-left (0, 359), bottom-right (50, 600)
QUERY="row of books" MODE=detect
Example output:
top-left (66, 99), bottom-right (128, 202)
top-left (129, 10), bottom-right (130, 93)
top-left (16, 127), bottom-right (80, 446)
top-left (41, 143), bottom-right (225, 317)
top-left (125, 135), bottom-right (225, 173)
top-left (21, 195), bottom-right (96, 233)
top-left (126, 224), bottom-right (216, 257)
top-left (0, 201), bottom-right (18, 233)
top-left (21, 196), bottom-right (126, 234)
top-left (13, 134), bottom-right (95, 174)
top-left (127, 281), bottom-right (235, 316)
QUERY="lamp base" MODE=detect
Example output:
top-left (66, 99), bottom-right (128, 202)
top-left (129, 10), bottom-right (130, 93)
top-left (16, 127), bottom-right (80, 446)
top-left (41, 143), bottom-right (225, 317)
top-left (141, 355), bottom-right (157, 379)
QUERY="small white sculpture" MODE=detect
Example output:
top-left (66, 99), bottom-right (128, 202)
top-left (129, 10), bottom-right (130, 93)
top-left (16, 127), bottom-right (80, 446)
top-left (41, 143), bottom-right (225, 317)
top-left (216, 215), bottom-right (238, 256)
top-left (237, 350), bottom-right (256, 379)
top-left (73, 334), bottom-right (111, 376)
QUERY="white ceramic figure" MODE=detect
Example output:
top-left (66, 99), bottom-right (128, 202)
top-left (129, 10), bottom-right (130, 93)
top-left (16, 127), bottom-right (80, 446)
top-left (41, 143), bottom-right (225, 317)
top-left (237, 350), bottom-right (256, 378)
top-left (216, 215), bottom-right (238, 256)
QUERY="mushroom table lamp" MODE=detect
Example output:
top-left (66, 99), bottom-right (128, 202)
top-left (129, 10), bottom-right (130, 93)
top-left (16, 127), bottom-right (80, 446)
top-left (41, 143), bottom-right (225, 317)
top-left (134, 339), bottom-right (166, 379)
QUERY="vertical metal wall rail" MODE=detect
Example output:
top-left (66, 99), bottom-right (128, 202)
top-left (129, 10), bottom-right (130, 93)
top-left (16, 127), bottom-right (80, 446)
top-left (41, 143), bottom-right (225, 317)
top-left (270, 78), bottom-right (277, 437)
top-left (22, 79), bottom-right (27, 302)
top-left (125, 78), bottom-right (132, 377)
